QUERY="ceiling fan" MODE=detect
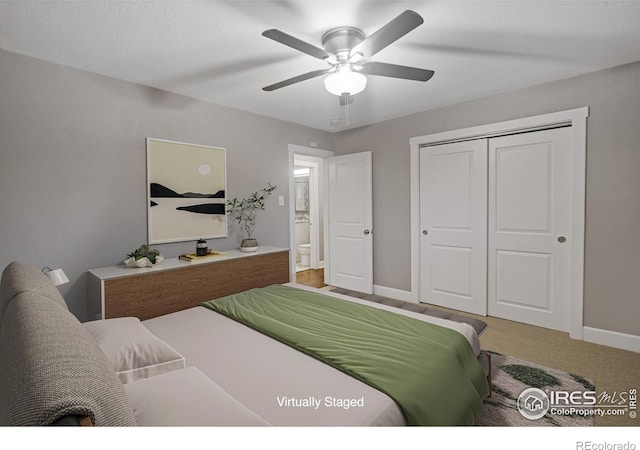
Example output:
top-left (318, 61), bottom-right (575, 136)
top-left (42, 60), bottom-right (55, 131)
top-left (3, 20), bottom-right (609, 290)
top-left (261, 10), bottom-right (435, 105)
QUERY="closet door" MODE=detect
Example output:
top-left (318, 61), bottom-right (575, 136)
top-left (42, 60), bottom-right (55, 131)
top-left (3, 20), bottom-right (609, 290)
top-left (488, 127), bottom-right (572, 331)
top-left (419, 140), bottom-right (488, 315)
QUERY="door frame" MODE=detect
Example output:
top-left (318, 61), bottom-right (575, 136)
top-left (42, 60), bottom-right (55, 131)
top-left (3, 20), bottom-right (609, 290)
top-left (288, 144), bottom-right (334, 283)
top-left (409, 107), bottom-right (589, 339)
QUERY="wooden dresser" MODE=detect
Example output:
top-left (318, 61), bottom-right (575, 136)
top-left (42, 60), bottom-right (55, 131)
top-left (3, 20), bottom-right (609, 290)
top-left (87, 246), bottom-right (289, 321)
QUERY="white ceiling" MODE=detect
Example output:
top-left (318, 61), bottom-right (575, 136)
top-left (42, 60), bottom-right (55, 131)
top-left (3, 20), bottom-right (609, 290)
top-left (2, 1), bottom-right (640, 132)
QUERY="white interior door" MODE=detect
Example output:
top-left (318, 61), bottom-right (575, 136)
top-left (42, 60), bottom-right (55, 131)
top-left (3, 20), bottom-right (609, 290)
top-left (327, 152), bottom-right (373, 293)
top-left (419, 140), bottom-right (488, 315)
top-left (488, 127), bottom-right (572, 331)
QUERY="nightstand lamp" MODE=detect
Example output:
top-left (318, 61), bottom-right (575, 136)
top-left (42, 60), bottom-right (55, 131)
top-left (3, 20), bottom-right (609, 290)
top-left (42, 267), bottom-right (70, 286)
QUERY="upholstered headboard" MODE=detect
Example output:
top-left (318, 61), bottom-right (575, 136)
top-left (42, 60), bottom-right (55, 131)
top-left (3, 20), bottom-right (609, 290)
top-left (0, 262), bottom-right (136, 426)
top-left (0, 261), bottom-right (68, 330)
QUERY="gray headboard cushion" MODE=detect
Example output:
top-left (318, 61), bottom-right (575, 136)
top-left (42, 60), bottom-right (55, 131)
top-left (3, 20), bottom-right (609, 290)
top-left (0, 291), bottom-right (136, 426)
top-left (0, 261), bottom-right (68, 332)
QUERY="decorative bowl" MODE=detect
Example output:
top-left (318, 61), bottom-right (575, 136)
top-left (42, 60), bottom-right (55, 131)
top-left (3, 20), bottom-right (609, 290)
top-left (124, 254), bottom-right (164, 268)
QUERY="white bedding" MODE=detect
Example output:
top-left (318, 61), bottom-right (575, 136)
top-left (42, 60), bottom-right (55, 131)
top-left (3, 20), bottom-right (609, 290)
top-left (142, 284), bottom-right (482, 426)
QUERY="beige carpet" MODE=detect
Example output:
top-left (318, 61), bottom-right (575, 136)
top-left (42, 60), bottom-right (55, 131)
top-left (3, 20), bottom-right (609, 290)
top-left (477, 314), bottom-right (640, 426)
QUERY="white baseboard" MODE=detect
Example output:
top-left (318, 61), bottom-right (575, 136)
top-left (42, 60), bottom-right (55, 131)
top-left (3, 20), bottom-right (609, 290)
top-left (373, 285), bottom-right (415, 303)
top-left (583, 326), bottom-right (640, 353)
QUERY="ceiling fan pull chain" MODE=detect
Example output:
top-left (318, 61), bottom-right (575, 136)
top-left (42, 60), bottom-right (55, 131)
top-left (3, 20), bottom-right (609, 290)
top-left (343, 94), bottom-right (351, 127)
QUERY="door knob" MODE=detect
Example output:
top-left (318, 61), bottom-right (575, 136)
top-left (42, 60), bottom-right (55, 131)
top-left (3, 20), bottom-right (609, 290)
top-left (422, 230), bottom-right (429, 235)
top-left (558, 236), bottom-right (566, 243)
top-left (363, 229), bottom-right (371, 235)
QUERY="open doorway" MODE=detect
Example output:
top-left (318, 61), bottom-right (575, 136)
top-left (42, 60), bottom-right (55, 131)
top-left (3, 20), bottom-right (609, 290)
top-left (288, 144), bottom-right (333, 283)
top-left (293, 163), bottom-right (314, 272)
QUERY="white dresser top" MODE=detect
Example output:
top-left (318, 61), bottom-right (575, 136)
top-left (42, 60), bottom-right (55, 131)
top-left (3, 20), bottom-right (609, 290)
top-left (88, 246), bottom-right (289, 280)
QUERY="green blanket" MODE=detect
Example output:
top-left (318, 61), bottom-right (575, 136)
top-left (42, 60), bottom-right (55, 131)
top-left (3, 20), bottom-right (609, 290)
top-left (201, 285), bottom-right (488, 425)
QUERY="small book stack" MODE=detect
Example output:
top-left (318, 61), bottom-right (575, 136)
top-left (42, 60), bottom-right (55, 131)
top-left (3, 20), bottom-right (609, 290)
top-left (178, 250), bottom-right (227, 263)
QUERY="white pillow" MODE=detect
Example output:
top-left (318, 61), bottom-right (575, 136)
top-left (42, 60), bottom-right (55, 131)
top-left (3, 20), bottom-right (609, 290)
top-left (83, 317), bottom-right (185, 384)
top-left (124, 366), bottom-right (270, 426)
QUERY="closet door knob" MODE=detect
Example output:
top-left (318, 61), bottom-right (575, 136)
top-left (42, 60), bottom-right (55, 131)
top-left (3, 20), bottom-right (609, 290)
top-left (558, 236), bottom-right (566, 243)
top-left (363, 229), bottom-right (371, 235)
top-left (422, 230), bottom-right (429, 235)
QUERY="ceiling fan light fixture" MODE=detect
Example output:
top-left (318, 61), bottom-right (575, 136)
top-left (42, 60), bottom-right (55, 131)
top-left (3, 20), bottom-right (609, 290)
top-left (262, 10), bottom-right (431, 98)
top-left (324, 67), bottom-right (367, 96)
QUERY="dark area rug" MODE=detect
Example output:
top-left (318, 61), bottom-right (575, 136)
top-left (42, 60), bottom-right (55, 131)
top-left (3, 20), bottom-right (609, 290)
top-left (327, 287), bottom-right (487, 336)
top-left (476, 351), bottom-right (595, 426)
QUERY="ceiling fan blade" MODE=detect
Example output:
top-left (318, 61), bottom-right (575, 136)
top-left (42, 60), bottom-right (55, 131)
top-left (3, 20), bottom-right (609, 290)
top-left (262, 29), bottom-right (336, 62)
top-left (349, 10), bottom-right (423, 60)
top-left (359, 62), bottom-right (434, 82)
top-left (262, 69), bottom-right (332, 92)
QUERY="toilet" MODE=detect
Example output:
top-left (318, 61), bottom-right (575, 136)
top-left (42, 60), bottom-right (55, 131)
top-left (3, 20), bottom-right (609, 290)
top-left (297, 243), bottom-right (311, 267)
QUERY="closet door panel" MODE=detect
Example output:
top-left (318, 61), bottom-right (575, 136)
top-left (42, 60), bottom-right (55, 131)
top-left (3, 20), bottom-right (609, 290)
top-left (494, 143), bottom-right (551, 233)
top-left (488, 127), bottom-right (572, 331)
top-left (495, 250), bottom-right (551, 310)
top-left (419, 140), bottom-right (488, 315)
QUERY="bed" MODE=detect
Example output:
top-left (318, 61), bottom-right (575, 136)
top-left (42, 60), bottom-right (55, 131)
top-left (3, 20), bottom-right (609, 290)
top-left (0, 261), bottom-right (490, 426)
top-left (141, 283), bottom-right (489, 426)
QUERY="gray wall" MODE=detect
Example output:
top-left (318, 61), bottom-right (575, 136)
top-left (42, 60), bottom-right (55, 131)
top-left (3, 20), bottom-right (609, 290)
top-left (332, 60), bottom-right (640, 337)
top-left (0, 48), bottom-right (332, 321)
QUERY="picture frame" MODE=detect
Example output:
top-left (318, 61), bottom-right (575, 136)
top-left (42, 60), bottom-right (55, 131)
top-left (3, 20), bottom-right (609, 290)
top-left (146, 138), bottom-right (227, 244)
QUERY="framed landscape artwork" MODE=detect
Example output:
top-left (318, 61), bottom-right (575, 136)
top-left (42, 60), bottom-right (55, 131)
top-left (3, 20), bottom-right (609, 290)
top-left (146, 138), bottom-right (227, 244)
